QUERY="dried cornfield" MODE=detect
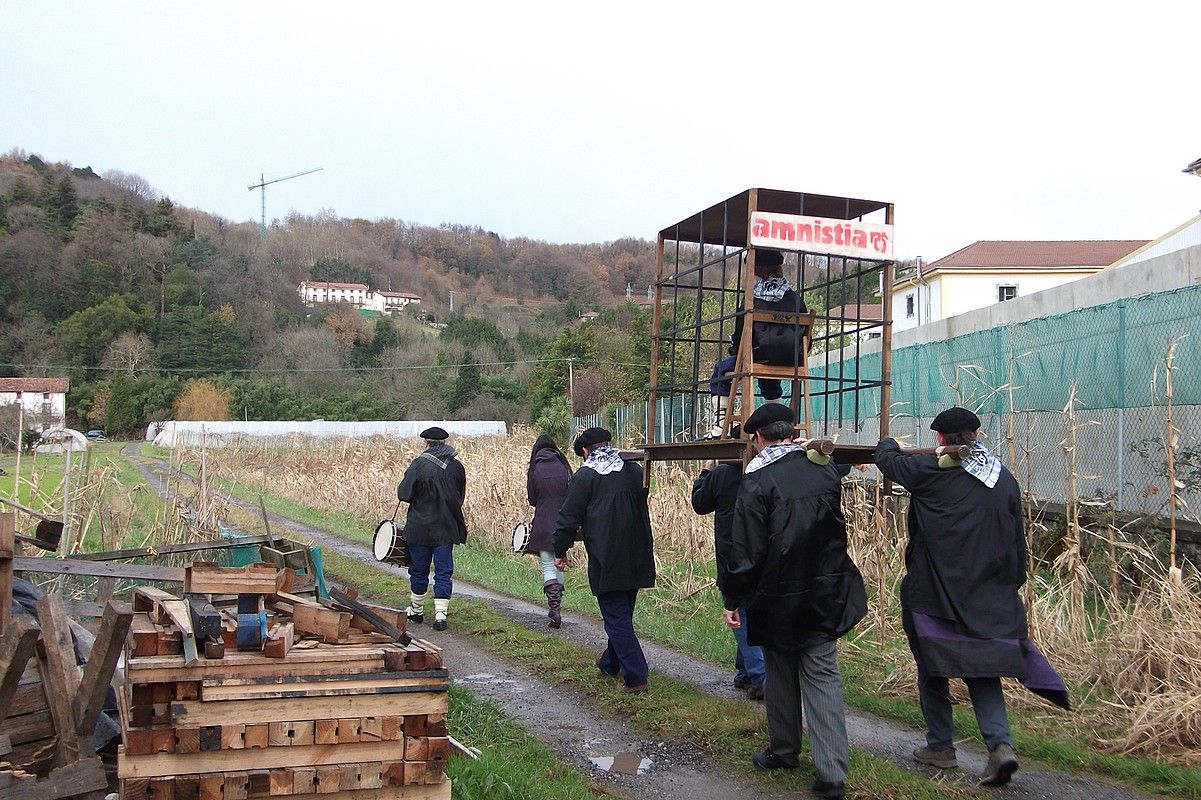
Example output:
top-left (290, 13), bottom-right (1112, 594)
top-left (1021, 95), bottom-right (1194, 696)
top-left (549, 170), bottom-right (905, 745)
top-left (191, 425), bottom-right (1201, 763)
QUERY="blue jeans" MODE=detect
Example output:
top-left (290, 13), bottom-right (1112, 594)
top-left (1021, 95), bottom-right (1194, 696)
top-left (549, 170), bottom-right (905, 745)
top-left (407, 543), bottom-right (454, 599)
top-left (710, 355), bottom-right (783, 400)
top-left (595, 590), bottom-right (649, 688)
top-left (539, 551), bottom-right (564, 584)
top-left (733, 602), bottom-right (765, 684)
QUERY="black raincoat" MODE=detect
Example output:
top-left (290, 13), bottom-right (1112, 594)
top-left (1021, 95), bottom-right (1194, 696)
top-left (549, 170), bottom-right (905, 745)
top-left (553, 462), bottom-right (656, 595)
top-left (730, 289), bottom-right (808, 365)
top-left (874, 438), bottom-right (1027, 639)
top-left (724, 451), bottom-right (866, 650)
top-left (690, 463), bottom-right (742, 606)
top-left (396, 444), bottom-right (468, 547)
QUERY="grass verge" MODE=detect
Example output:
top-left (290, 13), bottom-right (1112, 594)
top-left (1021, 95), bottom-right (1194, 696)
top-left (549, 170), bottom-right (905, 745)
top-left (158, 449), bottom-right (1200, 798)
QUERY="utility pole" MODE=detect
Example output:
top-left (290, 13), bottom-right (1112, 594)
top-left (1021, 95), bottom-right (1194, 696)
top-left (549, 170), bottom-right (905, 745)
top-left (567, 357), bottom-right (575, 415)
top-left (247, 167), bottom-right (323, 245)
top-left (449, 291), bottom-right (455, 313)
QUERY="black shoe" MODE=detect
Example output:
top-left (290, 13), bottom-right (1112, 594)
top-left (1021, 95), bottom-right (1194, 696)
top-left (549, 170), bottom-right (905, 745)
top-left (745, 682), bottom-right (765, 701)
top-left (812, 780), bottom-right (845, 799)
top-left (432, 618), bottom-right (447, 632)
top-left (732, 674), bottom-right (752, 690)
top-left (407, 612), bottom-right (424, 624)
top-left (752, 749), bottom-right (797, 770)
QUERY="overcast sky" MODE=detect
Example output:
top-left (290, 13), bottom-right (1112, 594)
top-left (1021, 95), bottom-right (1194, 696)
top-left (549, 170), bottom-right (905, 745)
top-left (3, 2), bottom-right (1198, 260)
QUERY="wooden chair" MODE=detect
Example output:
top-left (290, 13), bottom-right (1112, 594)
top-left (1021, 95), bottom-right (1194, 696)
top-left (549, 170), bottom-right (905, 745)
top-left (722, 310), bottom-right (814, 439)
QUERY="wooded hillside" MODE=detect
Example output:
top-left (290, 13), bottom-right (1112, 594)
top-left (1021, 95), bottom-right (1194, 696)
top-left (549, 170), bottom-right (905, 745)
top-left (0, 150), bottom-right (657, 436)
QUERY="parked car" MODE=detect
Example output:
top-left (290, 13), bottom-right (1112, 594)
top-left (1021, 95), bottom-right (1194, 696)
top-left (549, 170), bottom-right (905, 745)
top-left (85, 429), bottom-right (107, 441)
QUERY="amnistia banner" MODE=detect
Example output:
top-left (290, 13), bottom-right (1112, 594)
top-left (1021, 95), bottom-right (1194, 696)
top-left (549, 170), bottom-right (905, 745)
top-left (750, 211), bottom-right (894, 260)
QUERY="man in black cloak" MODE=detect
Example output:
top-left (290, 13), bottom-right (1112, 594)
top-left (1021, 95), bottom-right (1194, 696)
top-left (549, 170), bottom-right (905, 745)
top-left (554, 427), bottom-right (656, 693)
top-left (875, 407), bottom-right (1069, 788)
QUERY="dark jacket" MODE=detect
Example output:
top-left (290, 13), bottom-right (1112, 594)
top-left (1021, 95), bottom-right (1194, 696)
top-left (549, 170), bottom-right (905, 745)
top-left (725, 451), bottom-right (866, 651)
top-left (553, 462), bottom-right (656, 595)
top-left (730, 288), bottom-right (808, 365)
top-left (396, 444), bottom-right (468, 547)
top-left (875, 438), bottom-right (1027, 639)
top-left (526, 449), bottom-right (572, 555)
top-left (690, 464), bottom-right (741, 605)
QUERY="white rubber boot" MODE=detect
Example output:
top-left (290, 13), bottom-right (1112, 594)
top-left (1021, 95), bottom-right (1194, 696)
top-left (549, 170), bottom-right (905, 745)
top-left (708, 395), bottom-right (730, 438)
top-left (433, 598), bottom-right (449, 631)
top-left (407, 590), bottom-right (427, 624)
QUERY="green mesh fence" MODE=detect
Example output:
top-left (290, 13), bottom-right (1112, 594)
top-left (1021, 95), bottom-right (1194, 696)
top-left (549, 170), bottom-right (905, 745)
top-left (809, 283), bottom-right (1201, 421)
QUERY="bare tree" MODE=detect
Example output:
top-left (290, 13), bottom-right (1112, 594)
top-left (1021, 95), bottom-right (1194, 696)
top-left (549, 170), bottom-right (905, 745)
top-left (100, 169), bottom-right (160, 203)
top-left (103, 332), bottom-right (156, 374)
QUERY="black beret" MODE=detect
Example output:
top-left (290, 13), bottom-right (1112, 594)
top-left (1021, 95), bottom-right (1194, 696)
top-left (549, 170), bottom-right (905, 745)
top-left (755, 249), bottom-right (784, 267)
top-left (420, 426), bottom-right (449, 441)
top-left (572, 427), bottom-right (610, 457)
top-left (743, 403), bottom-right (794, 436)
top-left (930, 407), bottom-right (980, 433)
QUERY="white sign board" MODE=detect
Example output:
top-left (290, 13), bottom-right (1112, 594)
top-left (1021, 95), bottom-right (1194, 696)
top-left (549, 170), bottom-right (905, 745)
top-left (750, 211), bottom-right (894, 261)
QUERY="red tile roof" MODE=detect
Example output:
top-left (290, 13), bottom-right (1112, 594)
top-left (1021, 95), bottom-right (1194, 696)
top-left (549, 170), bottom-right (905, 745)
top-left (0, 377), bottom-right (69, 393)
top-left (926, 240), bottom-right (1148, 272)
top-left (300, 281), bottom-right (369, 290)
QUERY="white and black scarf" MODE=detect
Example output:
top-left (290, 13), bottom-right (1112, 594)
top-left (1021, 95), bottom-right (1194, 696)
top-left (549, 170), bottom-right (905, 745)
top-left (745, 442), bottom-right (806, 474)
top-left (753, 276), bottom-right (791, 303)
top-left (961, 441), bottom-right (1001, 488)
top-left (581, 445), bottom-right (625, 475)
top-left (419, 443), bottom-right (458, 469)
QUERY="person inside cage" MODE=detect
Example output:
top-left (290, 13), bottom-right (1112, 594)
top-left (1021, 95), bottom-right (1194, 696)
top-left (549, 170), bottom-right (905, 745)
top-left (706, 248), bottom-right (809, 438)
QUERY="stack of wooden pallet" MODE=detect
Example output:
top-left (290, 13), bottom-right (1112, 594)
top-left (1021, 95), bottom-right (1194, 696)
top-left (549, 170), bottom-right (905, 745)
top-left (117, 565), bottom-right (452, 800)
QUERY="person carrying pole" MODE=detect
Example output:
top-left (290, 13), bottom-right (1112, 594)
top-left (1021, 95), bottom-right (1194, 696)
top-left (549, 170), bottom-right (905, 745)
top-left (874, 407), bottom-right (1069, 787)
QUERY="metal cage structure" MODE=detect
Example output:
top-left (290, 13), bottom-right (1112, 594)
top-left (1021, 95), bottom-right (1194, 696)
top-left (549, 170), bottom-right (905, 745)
top-left (643, 188), bottom-right (895, 467)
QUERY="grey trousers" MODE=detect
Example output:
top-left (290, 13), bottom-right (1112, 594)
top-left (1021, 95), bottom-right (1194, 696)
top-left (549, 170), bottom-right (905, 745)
top-left (919, 675), bottom-right (1013, 752)
top-left (763, 640), bottom-right (850, 784)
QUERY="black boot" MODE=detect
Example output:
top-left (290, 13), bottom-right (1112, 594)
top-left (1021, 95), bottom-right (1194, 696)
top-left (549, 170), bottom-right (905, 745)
top-left (544, 581), bottom-right (563, 629)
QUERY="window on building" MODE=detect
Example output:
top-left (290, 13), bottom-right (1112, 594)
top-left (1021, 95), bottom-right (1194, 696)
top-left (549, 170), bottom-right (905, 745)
top-left (997, 284), bottom-right (1018, 302)
top-left (905, 294), bottom-right (915, 318)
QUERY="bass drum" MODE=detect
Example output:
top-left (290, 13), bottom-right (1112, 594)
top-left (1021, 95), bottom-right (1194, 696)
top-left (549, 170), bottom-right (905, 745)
top-left (511, 520), bottom-right (531, 553)
top-left (373, 519), bottom-right (410, 567)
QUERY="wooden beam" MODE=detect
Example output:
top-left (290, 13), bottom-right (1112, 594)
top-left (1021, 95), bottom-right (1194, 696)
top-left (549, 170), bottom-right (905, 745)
top-left (196, 673), bottom-right (447, 701)
top-left (34, 593), bottom-right (83, 764)
top-left (0, 756), bottom-right (107, 800)
top-left (119, 740), bottom-right (414, 778)
top-left (13, 557), bottom-right (184, 582)
top-left (329, 587), bottom-right (409, 644)
top-left (73, 600), bottom-right (132, 738)
top-left (170, 691), bottom-right (447, 727)
top-left (0, 616), bottom-right (40, 723)
top-left (72, 534), bottom-right (274, 562)
top-left (134, 588), bottom-right (198, 666)
top-left (125, 647), bottom-right (386, 683)
top-left (185, 562), bottom-right (280, 596)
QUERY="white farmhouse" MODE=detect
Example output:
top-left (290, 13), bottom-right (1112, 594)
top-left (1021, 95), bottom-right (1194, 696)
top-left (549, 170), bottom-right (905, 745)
top-left (0, 377), bottom-right (69, 429)
top-left (298, 281), bottom-right (421, 316)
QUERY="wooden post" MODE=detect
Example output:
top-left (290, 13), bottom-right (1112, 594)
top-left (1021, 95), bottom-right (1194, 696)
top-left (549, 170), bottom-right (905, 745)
top-left (879, 202), bottom-right (895, 442)
top-left (35, 593), bottom-right (84, 763)
top-left (0, 512), bottom-right (13, 632)
top-left (645, 235), bottom-right (666, 488)
top-left (13, 403), bottom-right (22, 503)
top-left (0, 616), bottom-right (40, 722)
top-left (74, 600), bottom-right (133, 739)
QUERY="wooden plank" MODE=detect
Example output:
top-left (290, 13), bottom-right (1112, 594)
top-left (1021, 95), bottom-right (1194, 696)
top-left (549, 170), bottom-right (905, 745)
top-left (34, 593), bottom-right (84, 764)
top-left (126, 645), bottom-right (386, 683)
top-left (6, 709), bottom-right (53, 744)
top-left (0, 617), bottom-right (40, 723)
top-left (0, 731), bottom-right (10, 756)
top-left (171, 692), bottom-right (445, 727)
top-left (119, 740), bottom-right (416, 779)
top-left (185, 562), bottom-right (279, 596)
top-left (129, 613), bottom-right (160, 657)
top-left (289, 603), bottom-right (350, 644)
top-left (186, 598), bottom-right (222, 642)
top-left (197, 674), bottom-right (448, 701)
top-left (74, 535), bottom-right (274, 562)
top-left (262, 622), bottom-right (293, 659)
top-left (346, 601), bottom-right (406, 633)
top-left (0, 756), bottom-right (107, 800)
top-left (13, 557), bottom-right (184, 582)
top-left (74, 600), bottom-right (132, 737)
top-left (0, 513), bottom-right (13, 633)
top-left (328, 587), bottom-right (408, 644)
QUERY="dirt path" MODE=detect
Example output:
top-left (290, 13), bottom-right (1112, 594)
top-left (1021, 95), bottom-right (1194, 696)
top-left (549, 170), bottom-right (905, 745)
top-left (127, 445), bottom-right (1154, 800)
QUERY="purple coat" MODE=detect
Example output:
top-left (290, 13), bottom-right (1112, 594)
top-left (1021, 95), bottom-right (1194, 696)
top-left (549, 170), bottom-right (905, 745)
top-left (525, 449), bottom-right (571, 555)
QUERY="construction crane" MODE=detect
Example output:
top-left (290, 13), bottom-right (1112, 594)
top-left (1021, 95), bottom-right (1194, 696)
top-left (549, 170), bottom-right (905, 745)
top-left (248, 167), bottom-right (323, 244)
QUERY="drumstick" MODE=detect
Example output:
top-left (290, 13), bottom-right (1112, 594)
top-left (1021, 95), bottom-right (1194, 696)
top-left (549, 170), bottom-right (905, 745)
top-left (899, 445), bottom-right (971, 460)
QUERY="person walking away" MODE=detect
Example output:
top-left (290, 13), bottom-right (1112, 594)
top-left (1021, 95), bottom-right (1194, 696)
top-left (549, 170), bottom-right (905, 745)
top-left (707, 248), bottom-right (808, 437)
top-left (525, 433), bottom-right (572, 628)
top-left (397, 426), bottom-right (468, 632)
top-left (554, 427), bottom-right (655, 693)
top-left (874, 406), bottom-right (1069, 787)
top-left (724, 403), bottom-right (866, 800)
top-left (691, 457), bottom-right (765, 700)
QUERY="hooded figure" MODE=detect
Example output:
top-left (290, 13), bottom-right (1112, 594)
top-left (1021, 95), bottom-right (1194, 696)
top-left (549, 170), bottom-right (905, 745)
top-left (874, 407), bottom-right (1068, 788)
top-left (526, 433), bottom-right (573, 628)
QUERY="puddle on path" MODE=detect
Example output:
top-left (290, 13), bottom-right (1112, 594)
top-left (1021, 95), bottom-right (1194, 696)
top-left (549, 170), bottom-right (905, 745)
top-left (456, 673), bottom-right (522, 687)
top-left (589, 753), bottom-right (653, 775)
